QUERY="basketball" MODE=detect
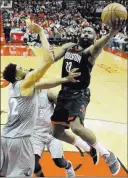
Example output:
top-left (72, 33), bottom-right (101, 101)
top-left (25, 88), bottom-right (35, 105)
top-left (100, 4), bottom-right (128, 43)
top-left (101, 3), bottom-right (127, 26)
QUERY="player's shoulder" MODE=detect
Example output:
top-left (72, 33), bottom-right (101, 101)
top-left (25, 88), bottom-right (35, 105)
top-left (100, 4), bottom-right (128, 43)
top-left (9, 81), bottom-right (21, 90)
top-left (62, 42), bottom-right (76, 50)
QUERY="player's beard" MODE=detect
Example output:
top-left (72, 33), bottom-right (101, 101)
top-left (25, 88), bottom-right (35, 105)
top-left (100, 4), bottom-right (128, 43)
top-left (79, 37), bottom-right (94, 49)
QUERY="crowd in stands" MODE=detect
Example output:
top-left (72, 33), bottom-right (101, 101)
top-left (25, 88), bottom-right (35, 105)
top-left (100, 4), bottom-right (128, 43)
top-left (1, 0), bottom-right (128, 52)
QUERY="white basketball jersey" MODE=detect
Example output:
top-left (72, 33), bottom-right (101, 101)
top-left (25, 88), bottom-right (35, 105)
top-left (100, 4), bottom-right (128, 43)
top-left (2, 81), bottom-right (38, 138)
top-left (33, 89), bottom-right (54, 138)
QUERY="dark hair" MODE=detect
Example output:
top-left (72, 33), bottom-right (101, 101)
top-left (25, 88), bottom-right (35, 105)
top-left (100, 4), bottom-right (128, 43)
top-left (3, 63), bottom-right (17, 83)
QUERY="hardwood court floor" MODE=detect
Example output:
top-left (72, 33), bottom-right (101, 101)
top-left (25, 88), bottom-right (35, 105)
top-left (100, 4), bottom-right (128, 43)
top-left (1, 45), bottom-right (127, 176)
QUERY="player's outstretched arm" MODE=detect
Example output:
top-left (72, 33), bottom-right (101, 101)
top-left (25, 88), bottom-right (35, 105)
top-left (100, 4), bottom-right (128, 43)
top-left (21, 22), bottom-right (54, 88)
top-left (89, 19), bottom-right (125, 58)
top-left (35, 68), bottom-right (81, 89)
top-left (53, 42), bottom-right (76, 62)
top-left (26, 20), bottom-right (75, 62)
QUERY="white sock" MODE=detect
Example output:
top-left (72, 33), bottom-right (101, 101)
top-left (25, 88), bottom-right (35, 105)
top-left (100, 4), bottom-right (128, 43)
top-left (92, 142), bottom-right (110, 156)
top-left (73, 139), bottom-right (91, 152)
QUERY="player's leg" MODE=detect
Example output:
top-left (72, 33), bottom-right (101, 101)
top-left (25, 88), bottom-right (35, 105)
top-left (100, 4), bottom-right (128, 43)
top-left (52, 124), bottom-right (75, 144)
top-left (32, 135), bottom-right (45, 177)
top-left (52, 105), bottom-right (93, 147)
top-left (70, 116), bottom-right (97, 145)
top-left (67, 88), bottom-right (120, 175)
top-left (68, 89), bottom-right (97, 146)
top-left (52, 124), bottom-right (98, 165)
top-left (47, 138), bottom-right (75, 177)
top-left (51, 89), bottom-right (100, 159)
top-left (6, 137), bottom-right (35, 176)
top-left (70, 116), bottom-right (121, 175)
top-left (52, 108), bottom-right (98, 165)
top-left (34, 154), bottom-right (45, 177)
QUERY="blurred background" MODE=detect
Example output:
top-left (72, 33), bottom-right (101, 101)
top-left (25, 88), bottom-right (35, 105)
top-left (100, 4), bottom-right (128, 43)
top-left (0, 0), bottom-right (128, 52)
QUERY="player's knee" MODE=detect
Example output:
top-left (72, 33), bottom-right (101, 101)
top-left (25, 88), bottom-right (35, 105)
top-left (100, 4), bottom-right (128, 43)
top-left (71, 125), bottom-right (83, 136)
top-left (70, 116), bottom-right (84, 136)
top-left (34, 162), bottom-right (42, 173)
top-left (53, 158), bottom-right (67, 168)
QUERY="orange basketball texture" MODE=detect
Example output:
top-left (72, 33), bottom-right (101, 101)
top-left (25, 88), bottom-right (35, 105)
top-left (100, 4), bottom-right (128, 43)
top-left (101, 3), bottom-right (127, 26)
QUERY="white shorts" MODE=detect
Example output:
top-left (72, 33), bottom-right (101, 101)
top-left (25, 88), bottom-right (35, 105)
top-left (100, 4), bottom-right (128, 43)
top-left (33, 134), bottom-right (63, 158)
top-left (0, 136), bottom-right (35, 177)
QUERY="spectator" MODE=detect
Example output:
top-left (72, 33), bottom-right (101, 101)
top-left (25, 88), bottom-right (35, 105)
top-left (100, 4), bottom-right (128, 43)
top-left (1, 0), bottom-right (127, 48)
top-left (3, 22), bottom-right (11, 42)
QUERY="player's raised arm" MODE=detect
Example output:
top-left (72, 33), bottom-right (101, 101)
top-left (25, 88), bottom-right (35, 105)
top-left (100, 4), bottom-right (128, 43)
top-left (25, 20), bottom-right (50, 49)
top-left (35, 68), bottom-right (81, 89)
top-left (21, 22), bottom-right (54, 89)
top-left (89, 19), bottom-right (125, 58)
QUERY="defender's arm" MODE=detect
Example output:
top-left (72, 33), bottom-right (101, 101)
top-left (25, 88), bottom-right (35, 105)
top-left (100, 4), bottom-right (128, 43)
top-left (21, 23), bottom-right (54, 88)
top-left (35, 68), bottom-right (81, 89)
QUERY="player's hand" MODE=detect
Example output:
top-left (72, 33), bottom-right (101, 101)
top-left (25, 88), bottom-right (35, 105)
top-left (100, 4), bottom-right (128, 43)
top-left (26, 19), bottom-right (42, 34)
top-left (110, 18), bottom-right (126, 35)
top-left (66, 68), bottom-right (81, 83)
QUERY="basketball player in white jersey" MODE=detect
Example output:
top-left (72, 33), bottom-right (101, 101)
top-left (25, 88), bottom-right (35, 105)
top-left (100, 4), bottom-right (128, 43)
top-left (32, 86), bottom-right (99, 178)
top-left (0, 22), bottom-right (81, 177)
top-left (33, 88), bottom-right (75, 177)
top-left (0, 22), bottom-right (55, 177)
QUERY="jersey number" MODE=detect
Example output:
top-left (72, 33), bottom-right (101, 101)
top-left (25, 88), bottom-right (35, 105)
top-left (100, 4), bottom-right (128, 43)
top-left (39, 109), bottom-right (44, 118)
top-left (8, 98), bottom-right (18, 116)
top-left (66, 62), bottom-right (72, 73)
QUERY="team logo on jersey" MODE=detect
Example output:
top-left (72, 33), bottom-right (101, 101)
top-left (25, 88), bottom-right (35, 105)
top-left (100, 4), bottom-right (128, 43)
top-left (64, 52), bottom-right (82, 63)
